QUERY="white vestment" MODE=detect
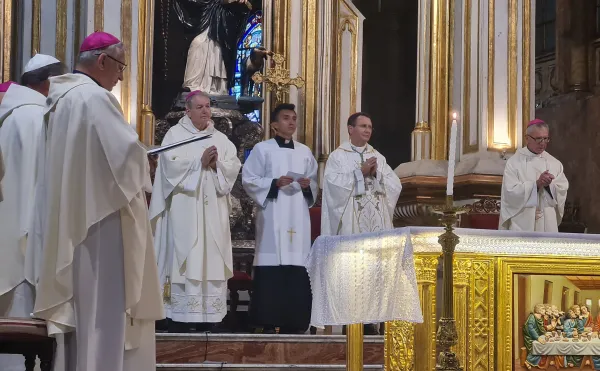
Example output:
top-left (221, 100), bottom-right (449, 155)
top-left (0, 85), bottom-right (46, 371)
top-left (150, 117), bottom-right (241, 323)
top-left (34, 73), bottom-right (164, 371)
top-left (242, 139), bottom-right (318, 267)
top-left (183, 29), bottom-right (228, 95)
top-left (0, 84), bottom-right (45, 300)
top-left (321, 142), bottom-right (402, 236)
top-left (499, 147), bottom-right (569, 232)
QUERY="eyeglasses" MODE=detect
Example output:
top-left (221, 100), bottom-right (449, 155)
top-left (527, 135), bottom-right (550, 144)
top-left (95, 53), bottom-right (127, 72)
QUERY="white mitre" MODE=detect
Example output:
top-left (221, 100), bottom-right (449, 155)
top-left (24, 54), bottom-right (60, 73)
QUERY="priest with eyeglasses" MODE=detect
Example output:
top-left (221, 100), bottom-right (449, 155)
top-left (499, 119), bottom-right (569, 232)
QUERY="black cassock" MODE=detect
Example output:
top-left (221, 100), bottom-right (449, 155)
top-left (248, 136), bottom-right (314, 334)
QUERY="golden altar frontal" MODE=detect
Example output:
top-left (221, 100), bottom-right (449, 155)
top-left (383, 227), bottom-right (600, 371)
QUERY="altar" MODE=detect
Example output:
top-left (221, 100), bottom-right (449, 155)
top-left (308, 226), bottom-right (600, 371)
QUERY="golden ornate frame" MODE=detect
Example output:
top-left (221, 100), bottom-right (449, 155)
top-left (496, 256), bottom-right (600, 371)
top-left (384, 254), bottom-right (600, 371)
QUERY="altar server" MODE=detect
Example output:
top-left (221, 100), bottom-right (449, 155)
top-left (0, 55), bottom-right (63, 371)
top-left (150, 90), bottom-right (241, 331)
top-left (33, 31), bottom-right (164, 371)
top-left (242, 103), bottom-right (318, 334)
top-left (499, 119), bottom-right (569, 232)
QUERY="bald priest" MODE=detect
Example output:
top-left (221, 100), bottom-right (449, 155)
top-left (499, 119), bottom-right (569, 232)
top-left (33, 32), bottom-right (164, 371)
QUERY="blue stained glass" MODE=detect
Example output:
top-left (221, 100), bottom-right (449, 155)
top-left (231, 11), bottom-right (263, 123)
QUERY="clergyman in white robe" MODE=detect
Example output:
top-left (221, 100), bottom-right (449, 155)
top-left (34, 71), bottom-right (164, 371)
top-left (0, 83), bottom-right (45, 371)
top-left (321, 141), bottom-right (402, 236)
top-left (499, 146), bottom-right (569, 232)
top-left (150, 116), bottom-right (241, 324)
top-left (242, 135), bottom-right (318, 332)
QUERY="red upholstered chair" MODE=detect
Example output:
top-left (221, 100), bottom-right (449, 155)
top-left (309, 207), bottom-right (322, 243)
top-left (460, 198), bottom-right (500, 230)
top-left (0, 318), bottom-right (55, 371)
top-left (227, 249), bottom-right (254, 330)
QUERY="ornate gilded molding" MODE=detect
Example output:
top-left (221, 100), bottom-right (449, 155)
top-left (384, 321), bottom-right (415, 371)
top-left (136, 0), bottom-right (156, 144)
top-left (496, 257), bottom-right (600, 371)
top-left (522, 0), bottom-right (532, 138)
top-left (55, 0), bottom-right (67, 62)
top-left (430, 0), bottom-right (451, 160)
top-left (1, 0), bottom-right (13, 81)
top-left (301, 0), bottom-right (318, 151)
top-left (32, 0), bottom-right (41, 56)
top-left (462, 0), bottom-right (478, 154)
top-left (486, 0), bottom-right (495, 151)
top-left (121, 0), bottom-right (132, 122)
top-left (95, 0), bottom-right (104, 31)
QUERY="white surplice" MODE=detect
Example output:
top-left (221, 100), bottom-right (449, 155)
top-left (321, 142), bottom-right (402, 236)
top-left (242, 139), bottom-right (318, 267)
top-left (34, 73), bottom-right (164, 371)
top-left (0, 84), bottom-right (45, 302)
top-left (150, 116), bottom-right (241, 323)
top-left (499, 147), bottom-right (569, 232)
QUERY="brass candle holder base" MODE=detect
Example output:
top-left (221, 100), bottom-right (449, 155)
top-left (433, 196), bottom-right (469, 371)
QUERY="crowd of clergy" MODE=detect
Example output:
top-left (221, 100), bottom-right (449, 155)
top-left (0, 30), bottom-right (568, 371)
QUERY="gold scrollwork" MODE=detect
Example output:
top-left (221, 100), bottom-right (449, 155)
top-left (385, 321), bottom-right (415, 371)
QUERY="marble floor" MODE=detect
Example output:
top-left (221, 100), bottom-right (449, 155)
top-left (156, 333), bottom-right (385, 369)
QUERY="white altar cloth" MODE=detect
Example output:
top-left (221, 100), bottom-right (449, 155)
top-left (306, 228), bottom-right (423, 327)
top-left (533, 339), bottom-right (600, 356)
top-left (306, 226), bottom-right (600, 327)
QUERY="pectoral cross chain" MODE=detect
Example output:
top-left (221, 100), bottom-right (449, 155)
top-left (287, 228), bottom-right (296, 243)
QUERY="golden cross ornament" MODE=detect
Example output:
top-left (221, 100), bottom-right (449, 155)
top-left (287, 228), bottom-right (296, 243)
top-left (252, 53), bottom-right (305, 104)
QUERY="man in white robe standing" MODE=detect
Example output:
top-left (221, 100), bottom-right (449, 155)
top-left (242, 103), bottom-right (318, 334)
top-left (33, 31), bottom-right (164, 371)
top-left (0, 55), bottom-right (64, 371)
top-left (150, 90), bottom-right (241, 332)
top-left (499, 119), bottom-right (569, 232)
top-left (321, 112), bottom-right (402, 335)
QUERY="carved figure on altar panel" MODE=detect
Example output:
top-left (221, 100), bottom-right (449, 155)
top-left (523, 304), bottom-right (548, 369)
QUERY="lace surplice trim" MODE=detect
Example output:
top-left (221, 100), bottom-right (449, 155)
top-left (164, 291), bottom-right (227, 314)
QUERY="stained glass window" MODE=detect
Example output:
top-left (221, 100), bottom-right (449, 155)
top-left (231, 11), bottom-right (263, 122)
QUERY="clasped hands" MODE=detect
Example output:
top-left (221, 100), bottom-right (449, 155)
top-left (536, 170), bottom-right (554, 189)
top-left (361, 157), bottom-right (378, 177)
top-left (276, 176), bottom-right (311, 190)
top-left (201, 146), bottom-right (218, 170)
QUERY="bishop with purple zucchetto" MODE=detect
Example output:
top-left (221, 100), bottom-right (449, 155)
top-left (32, 31), bottom-right (164, 371)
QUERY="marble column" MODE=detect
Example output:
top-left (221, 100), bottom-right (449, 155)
top-left (395, 0), bottom-right (536, 225)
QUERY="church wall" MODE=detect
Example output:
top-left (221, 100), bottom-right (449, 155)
top-left (536, 95), bottom-right (600, 233)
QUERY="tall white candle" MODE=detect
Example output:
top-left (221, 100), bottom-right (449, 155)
top-left (447, 113), bottom-right (458, 196)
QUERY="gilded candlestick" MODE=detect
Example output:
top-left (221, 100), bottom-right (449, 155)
top-left (433, 196), bottom-right (469, 371)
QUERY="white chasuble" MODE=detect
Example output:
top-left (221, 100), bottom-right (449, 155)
top-left (149, 116), bottom-right (241, 323)
top-left (321, 142), bottom-right (402, 236)
top-left (0, 84), bottom-right (46, 301)
top-left (499, 147), bottom-right (569, 232)
top-left (34, 73), bottom-right (164, 362)
top-left (242, 139), bottom-right (318, 267)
